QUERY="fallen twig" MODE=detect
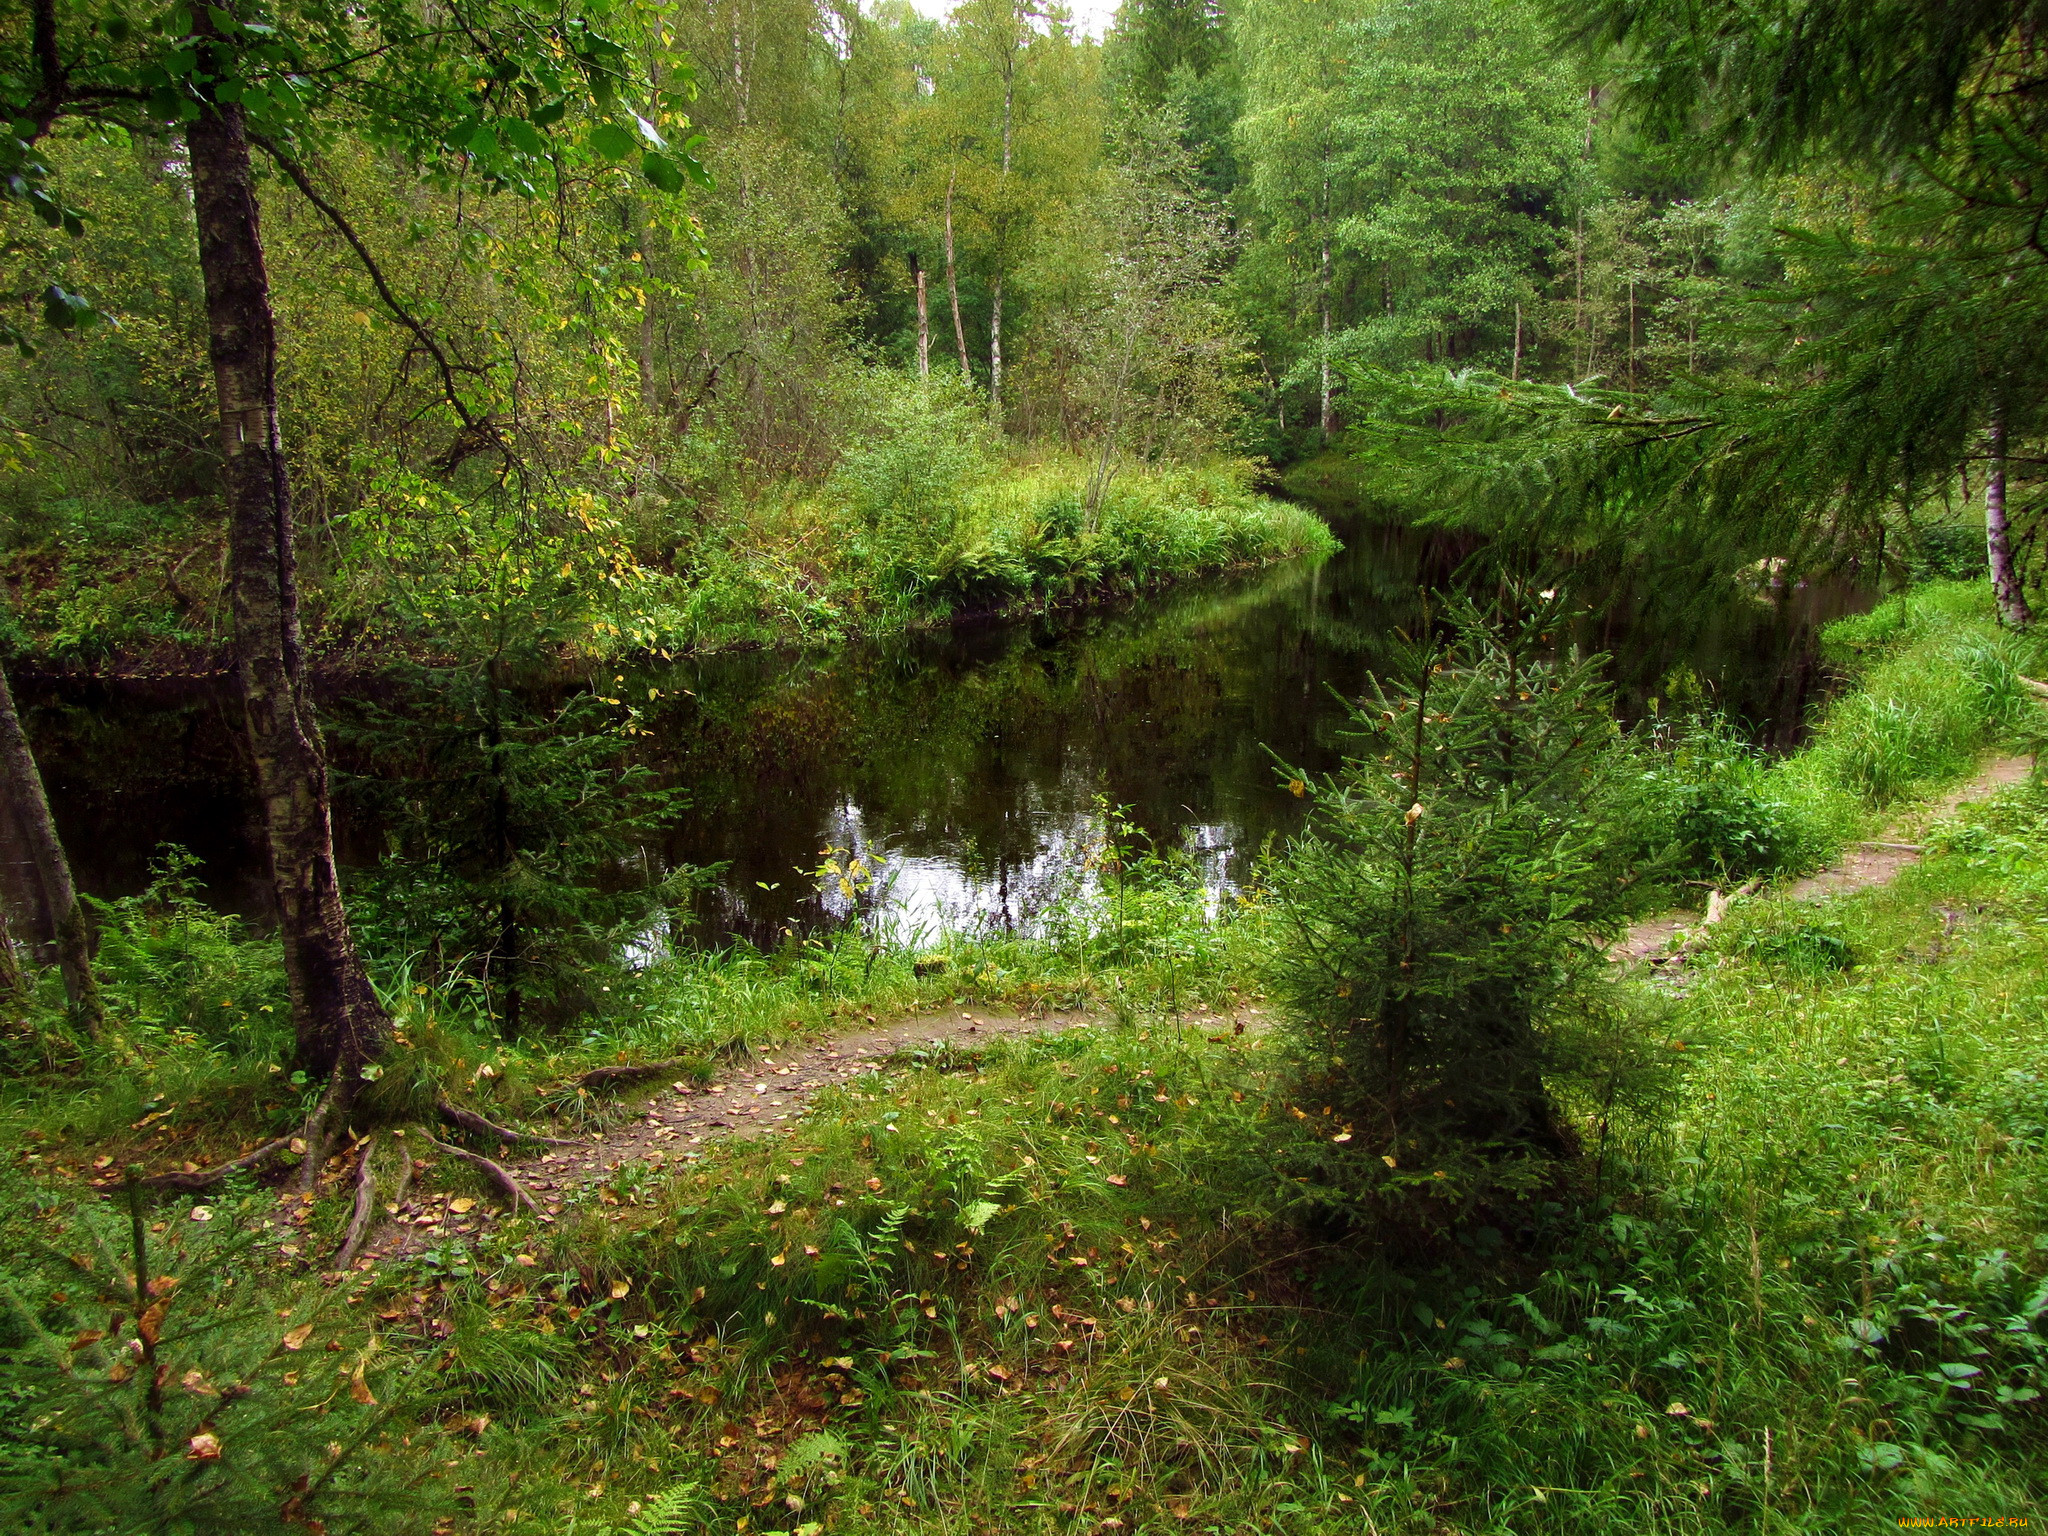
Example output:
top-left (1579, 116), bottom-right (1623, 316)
top-left (423, 1134), bottom-right (542, 1216)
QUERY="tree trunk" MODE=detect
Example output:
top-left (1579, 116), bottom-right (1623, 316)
top-left (913, 253), bottom-right (930, 380)
top-left (1987, 412), bottom-right (2034, 627)
top-left (989, 276), bottom-right (1004, 415)
top-left (1318, 178), bottom-right (1334, 439)
top-left (0, 663), bottom-right (101, 1033)
top-left (945, 168), bottom-right (971, 381)
top-left (186, 86), bottom-right (388, 1079)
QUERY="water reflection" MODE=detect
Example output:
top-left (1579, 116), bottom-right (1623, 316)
top-left (24, 514), bottom-right (1868, 944)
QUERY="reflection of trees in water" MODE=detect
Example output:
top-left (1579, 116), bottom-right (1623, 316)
top-left (25, 513), bottom-right (1865, 943)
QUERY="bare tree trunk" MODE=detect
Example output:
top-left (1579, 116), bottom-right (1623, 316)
top-left (0, 664), bottom-right (101, 1034)
top-left (945, 167), bottom-right (971, 381)
top-left (989, 277), bottom-right (1004, 414)
top-left (1511, 300), bottom-right (1523, 382)
top-left (913, 253), bottom-right (930, 380)
top-left (186, 78), bottom-right (388, 1079)
top-left (1987, 411), bottom-right (2035, 627)
top-left (991, 57), bottom-right (1014, 416)
top-left (1318, 178), bottom-right (1334, 439)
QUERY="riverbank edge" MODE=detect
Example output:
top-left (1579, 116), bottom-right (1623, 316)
top-left (2, 522), bottom-right (1341, 687)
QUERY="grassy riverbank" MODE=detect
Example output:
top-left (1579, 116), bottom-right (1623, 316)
top-left (0, 452), bottom-right (1334, 672)
top-left (1, 581), bottom-right (2043, 1534)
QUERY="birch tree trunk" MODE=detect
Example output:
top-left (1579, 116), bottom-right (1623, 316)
top-left (1986, 412), bottom-right (2035, 627)
top-left (186, 80), bottom-right (389, 1078)
top-left (913, 253), bottom-right (930, 380)
top-left (945, 168), bottom-right (971, 381)
top-left (1318, 177), bottom-right (1334, 439)
top-left (0, 663), bottom-right (100, 1033)
top-left (989, 278), bottom-right (1004, 413)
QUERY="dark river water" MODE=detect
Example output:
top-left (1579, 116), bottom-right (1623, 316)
top-left (23, 514), bottom-right (1864, 946)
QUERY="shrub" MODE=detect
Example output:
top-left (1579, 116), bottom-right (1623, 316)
top-left (1264, 592), bottom-right (1671, 1219)
top-left (1638, 717), bottom-right (1820, 881)
top-left (0, 1176), bottom-right (445, 1534)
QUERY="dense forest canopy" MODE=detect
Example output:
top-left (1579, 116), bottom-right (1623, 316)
top-left (10, 0), bottom-right (2041, 603)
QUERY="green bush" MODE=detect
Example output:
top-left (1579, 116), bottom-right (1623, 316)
top-left (1264, 593), bottom-right (1670, 1218)
top-left (1638, 718), bottom-right (1823, 881)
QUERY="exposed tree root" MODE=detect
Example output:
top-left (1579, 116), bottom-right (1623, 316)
top-left (386, 1132), bottom-right (414, 1211)
top-left (334, 1134), bottom-right (379, 1269)
top-left (423, 1134), bottom-right (543, 1216)
top-left (135, 1134), bottom-right (296, 1193)
top-left (575, 1058), bottom-right (692, 1092)
top-left (437, 1098), bottom-right (580, 1148)
top-left (297, 1073), bottom-right (352, 1194)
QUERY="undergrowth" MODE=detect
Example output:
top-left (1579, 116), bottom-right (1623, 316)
top-left (0, 579), bottom-right (2042, 1533)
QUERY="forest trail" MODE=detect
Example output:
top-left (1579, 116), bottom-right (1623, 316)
top-left (362, 999), bottom-right (1266, 1260)
top-left (1612, 753), bottom-right (2034, 965)
top-left (363, 759), bottom-right (2038, 1259)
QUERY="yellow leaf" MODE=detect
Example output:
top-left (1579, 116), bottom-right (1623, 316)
top-left (609, 1279), bottom-right (631, 1300)
top-left (349, 1364), bottom-right (376, 1405)
top-left (282, 1323), bottom-right (314, 1351)
top-left (449, 1198), bottom-right (475, 1214)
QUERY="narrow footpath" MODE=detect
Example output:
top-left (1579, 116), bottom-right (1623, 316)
top-left (360, 759), bottom-right (2032, 1263)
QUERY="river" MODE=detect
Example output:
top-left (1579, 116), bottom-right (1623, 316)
top-left (21, 513), bottom-right (1863, 948)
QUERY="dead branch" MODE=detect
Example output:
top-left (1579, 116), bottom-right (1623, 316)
top-left (437, 1099), bottom-right (579, 1148)
top-left (334, 1135), bottom-right (379, 1269)
top-left (423, 1135), bottom-right (542, 1216)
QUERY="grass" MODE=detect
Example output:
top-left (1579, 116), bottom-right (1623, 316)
top-left (0, 437), bottom-right (1335, 669)
top-left (0, 578), bottom-right (2043, 1535)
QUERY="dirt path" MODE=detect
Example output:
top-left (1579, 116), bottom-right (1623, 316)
top-left (360, 759), bottom-right (2038, 1258)
top-left (361, 1001), bottom-right (1265, 1258)
top-left (1613, 754), bottom-right (2033, 966)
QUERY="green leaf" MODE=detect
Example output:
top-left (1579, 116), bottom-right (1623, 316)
top-left (41, 284), bottom-right (94, 332)
top-left (532, 99), bottom-right (567, 127)
top-left (501, 117), bottom-right (547, 158)
top-left (590, 122), bottom-right (636, 161)
top-left (467, 123), bottom-right (501, 160)
top-left (640, 150), bottom-right (684, 194)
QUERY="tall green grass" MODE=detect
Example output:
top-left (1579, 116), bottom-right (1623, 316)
top-left (1778, 580), bottom-right (2042, 816)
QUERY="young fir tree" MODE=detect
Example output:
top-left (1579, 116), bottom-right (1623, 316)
top-left (1267, 591), bottom-right (1665, 1215)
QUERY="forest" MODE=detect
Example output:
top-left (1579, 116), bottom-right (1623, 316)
top-left (1, 0), bottom-right (2046, 1532)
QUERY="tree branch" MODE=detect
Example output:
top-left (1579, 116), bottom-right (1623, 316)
top-left (248, 133), bottom-right (500, 452)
